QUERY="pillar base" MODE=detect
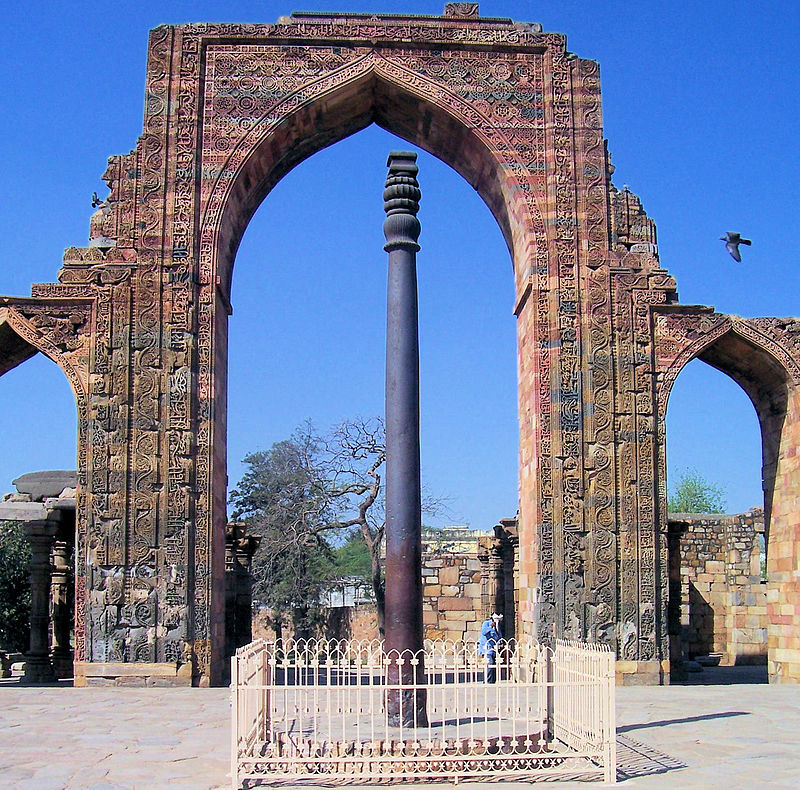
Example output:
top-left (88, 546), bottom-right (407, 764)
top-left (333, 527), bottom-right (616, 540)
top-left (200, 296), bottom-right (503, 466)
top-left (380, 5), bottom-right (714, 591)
top-left (52, 653), bottom-right (74, 679)
top-left (615, 659), bottom-right (670, 686)
top-left (73, 661), bottom-right (192, 687)
top-left (23, 654), bottom-right (56, 684)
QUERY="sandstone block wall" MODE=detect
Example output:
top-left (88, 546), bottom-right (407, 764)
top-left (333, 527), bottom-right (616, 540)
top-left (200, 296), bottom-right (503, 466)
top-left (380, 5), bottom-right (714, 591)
top-left (671, 509), bottom-right (767, 665)
top-left (423, 552), bottom-right (484, 641)
top-left (251, 525), bottom-right (517, 645)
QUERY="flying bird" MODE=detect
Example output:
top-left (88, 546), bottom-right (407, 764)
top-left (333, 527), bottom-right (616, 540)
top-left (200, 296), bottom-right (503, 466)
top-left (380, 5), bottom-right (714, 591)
top-left (720, 231), bottom-right (751, 262)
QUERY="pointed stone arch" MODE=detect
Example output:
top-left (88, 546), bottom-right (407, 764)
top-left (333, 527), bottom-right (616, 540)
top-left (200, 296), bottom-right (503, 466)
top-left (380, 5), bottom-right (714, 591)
top-left (188, 37), bottom-right (555, 684)
top-left (201, 49), bottom-right (543, 296)
top-left (654, 307), bottom-right (800, 682)
top-left (0, 299), bottom-right (93, 665)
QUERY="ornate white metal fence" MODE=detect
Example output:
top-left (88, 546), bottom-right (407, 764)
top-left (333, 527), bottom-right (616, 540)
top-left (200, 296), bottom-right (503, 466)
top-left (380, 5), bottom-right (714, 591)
top-left (231, 638), bottom-right (615, 787)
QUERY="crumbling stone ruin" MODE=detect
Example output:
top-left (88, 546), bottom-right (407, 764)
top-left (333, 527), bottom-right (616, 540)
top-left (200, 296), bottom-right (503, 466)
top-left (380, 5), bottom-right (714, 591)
top-left (1, 5), bottom-right (798, 685)
top-left (1, 471), bottom-right (77, 682)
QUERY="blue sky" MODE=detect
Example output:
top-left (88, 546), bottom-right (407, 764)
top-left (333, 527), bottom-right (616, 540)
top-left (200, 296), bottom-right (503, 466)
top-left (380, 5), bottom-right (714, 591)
top-left (0, 1), bottom-right (797, 524)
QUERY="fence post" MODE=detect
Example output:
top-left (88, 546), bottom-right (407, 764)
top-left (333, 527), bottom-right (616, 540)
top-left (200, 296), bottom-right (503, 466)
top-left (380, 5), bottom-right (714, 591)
top-left (230, 653), bottom-right (238, 790)
top-left (604, 651), bottom-right (617, 784)
top-left (545, 645), bottom-right (554, 742)
top-left (262, 642), bottom-right (270, 741)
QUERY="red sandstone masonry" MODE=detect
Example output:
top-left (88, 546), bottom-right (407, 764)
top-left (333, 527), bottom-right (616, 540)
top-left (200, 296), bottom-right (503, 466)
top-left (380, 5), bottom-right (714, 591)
top-left (2, 5), bottom-right (800, 686)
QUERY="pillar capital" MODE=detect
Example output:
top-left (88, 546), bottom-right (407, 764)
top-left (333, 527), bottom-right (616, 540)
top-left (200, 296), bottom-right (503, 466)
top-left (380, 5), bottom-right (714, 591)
top-left (383, 151), bottom-right (421, 253)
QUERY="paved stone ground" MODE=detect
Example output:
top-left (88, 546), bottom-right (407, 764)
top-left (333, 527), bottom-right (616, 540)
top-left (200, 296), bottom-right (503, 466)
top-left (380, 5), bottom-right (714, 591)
top-left (1, 668), bottom-right (798, 789)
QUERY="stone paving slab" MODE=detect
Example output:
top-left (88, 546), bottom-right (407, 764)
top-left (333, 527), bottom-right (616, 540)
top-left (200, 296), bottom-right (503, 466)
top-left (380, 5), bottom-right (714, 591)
top-left (1, 675), bottom-right (799, 789)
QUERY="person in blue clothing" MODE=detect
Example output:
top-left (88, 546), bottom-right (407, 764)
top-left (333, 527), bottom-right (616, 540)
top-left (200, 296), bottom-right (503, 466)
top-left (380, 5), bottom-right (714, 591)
top-left (478, 612), bottom-right (503, 683)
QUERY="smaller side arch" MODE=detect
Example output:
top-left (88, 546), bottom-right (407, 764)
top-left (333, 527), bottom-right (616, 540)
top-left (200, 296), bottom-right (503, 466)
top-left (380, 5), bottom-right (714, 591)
top-left (655, 311), bottom-right (793, 530)
top-left (653, 307), bottom-right (800, 683)
top-left (0, 303), bottom-right (92, 411)
top-left (0, 298), bottom-right (94, 665)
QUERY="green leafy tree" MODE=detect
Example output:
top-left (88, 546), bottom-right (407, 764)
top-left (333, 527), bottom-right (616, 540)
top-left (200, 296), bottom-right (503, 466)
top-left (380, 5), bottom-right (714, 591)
top-left (228, 431), bottom-right (338, 640)
top-left (668, 468), bottom-right (727, 514)
top-left (333, 530), bottom-right (373, 579)
top-left (0, 521), bottom-right (31, 652)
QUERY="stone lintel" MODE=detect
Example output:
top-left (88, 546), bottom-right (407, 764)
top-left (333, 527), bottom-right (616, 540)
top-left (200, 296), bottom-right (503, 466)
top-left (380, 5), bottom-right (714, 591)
top-left (0, 502), bottom-right (48, 522)
top-left (13, 470), bottom-right (77, 501)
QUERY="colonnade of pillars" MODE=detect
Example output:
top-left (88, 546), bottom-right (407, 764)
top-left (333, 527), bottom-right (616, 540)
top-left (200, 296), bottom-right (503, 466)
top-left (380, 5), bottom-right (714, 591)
top-left (22, 511), bottom-right (74, 683)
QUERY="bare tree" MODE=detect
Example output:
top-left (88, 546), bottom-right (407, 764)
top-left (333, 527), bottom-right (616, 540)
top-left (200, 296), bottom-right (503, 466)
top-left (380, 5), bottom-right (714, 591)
top-left (323, 417), bottom-right (387, 636)
top-left (321, 417), bottom-right (447, 638)
top-left (230, 417), bottom-right (446, 641)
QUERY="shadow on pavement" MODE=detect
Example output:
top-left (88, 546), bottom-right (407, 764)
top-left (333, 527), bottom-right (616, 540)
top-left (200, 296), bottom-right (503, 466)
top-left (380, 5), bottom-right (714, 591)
top-left (673, 664), bottom-right (767, 685)
top-left (617, 709), bottom-right (749, 733)
top-left (616, 734), bottom-right (687, 781)
top-left (0, 676), bottom-right (73, 688)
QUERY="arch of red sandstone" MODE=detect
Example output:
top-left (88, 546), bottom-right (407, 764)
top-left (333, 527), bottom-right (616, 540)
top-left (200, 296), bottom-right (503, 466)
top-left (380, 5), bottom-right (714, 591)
top-left (654, 310), bottom-right (800, 682)
top-left (206, 56), bottom-right (529, 288)
top-left (0, 6), bottom-right (797, 686)
top-left (0, 303), bottom-right (92, 666)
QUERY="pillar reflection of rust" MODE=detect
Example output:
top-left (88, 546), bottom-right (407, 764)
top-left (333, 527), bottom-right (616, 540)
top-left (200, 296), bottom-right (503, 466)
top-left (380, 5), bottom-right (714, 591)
top-left (383, 151), bottom-right (427, 727)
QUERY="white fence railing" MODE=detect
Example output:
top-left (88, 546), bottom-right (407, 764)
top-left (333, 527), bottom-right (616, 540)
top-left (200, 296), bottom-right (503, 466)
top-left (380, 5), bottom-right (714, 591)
top-left (231, 637), bottom-right (615, 787)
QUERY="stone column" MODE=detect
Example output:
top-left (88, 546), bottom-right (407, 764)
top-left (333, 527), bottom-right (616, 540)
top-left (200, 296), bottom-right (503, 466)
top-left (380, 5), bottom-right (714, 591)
top-left (497, 517), bottom-right (518, 642)
top-left (225, 522), bottom-right (260, 663)
top-left (225, 524), bottom-right (237, 663)
top-left (478, 539), bottom-right (491, 617)
top-left (234, 534), bottom-right (259, 649)
top-left (503, 534), bottom-right (518, 643)
top-left (488, 543), bottom-right (504, 616)
top-left (50, 536), bottom-right (73, 678)
top-left (383, 151), bottom-right (426, 726)
top-left (23, 520), bottom-right (59, 683)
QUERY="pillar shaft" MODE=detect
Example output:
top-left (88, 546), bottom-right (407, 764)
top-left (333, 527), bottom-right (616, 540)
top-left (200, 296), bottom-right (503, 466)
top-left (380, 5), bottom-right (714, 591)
top-left (23, 520), bottom-right (58, 683)
top-left (50, 537), bottom-right (73, 678)
top-left (383, 151), bottom-right (426, 726)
